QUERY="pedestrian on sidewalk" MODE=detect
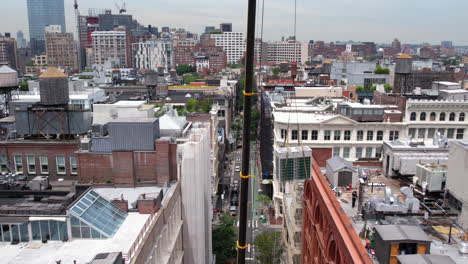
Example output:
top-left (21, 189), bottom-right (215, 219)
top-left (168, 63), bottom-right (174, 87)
top-left (352, 190), bottom-right (358, 208)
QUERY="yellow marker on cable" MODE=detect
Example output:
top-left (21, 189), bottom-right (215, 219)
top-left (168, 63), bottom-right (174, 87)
top-left (237, 240), bottom-right (250, 249)
top-left (240, 172), bottom-right (255, 179)
top-left (243, 90), bottom-right (257, 96)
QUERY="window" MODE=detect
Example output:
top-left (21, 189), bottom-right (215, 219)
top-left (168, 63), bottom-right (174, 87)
top-left (56, 155), bottom-right (66, 174)
top-left (70, 156), bottom-right (78, 175)
top-left (375, 147), bottom-right (382, 158)
top-left (40, 156), bottom-right (48, 174)
top-left (420, 112), bottom-right (426, 121)
top-left (365, 147), bottom-right (373, 158)
top-left (410, 112), bottom-right (416, 121)
top-left (377, 130), bottom-right (383, 141)
top-left (301, 130), bottom-right (308, 141)
top-left (449, 112), bottom-right (456, 121)
top-left (324, 130), bottom-right (331, 140)
top-left (418, 128), bottom-right (426, 139)
top-left (460, 113), bottom-right (465, 122)
top-left (281, 129), bottom-right (287, 139)
top-left (27, 156), bottom-right (36, 174)
top-left (0, 158), bottom-right (8, 173)
top-left (334, 130), bottom-right (341, 140)
top-left (357, 130), bottom-right (363, 141)
top-left (428, 128), bottom-right (436, 139)
top-left (367, 131), bottom-right (374, 141)
top-left (440, 112), bottom-right (446, 121)
top-left (311, 130), bottom-right (318, 140)
top-left (333, 147), bottom-right (340, 157)
top-left (343, 147), bottom-right (350, 158)
top-left (14, 155), bottom-right (23, 173)
top-left (389, 131), bottom-right (399, 141)
top-left (437, 128), bottom-right (445, 136)
top-left (291, 130), bottom-right (298, 140)
top-left (356, 147), bottom-right (363, 158)
top-left (430, 112), bottom-right (436, 121)
top-left (447, 128), bottom-right (455, 139)
top-left (457, 129), bottom-right (465, 139)
top-left (344, 130), bottom-right (351, 141)
top-left (408, 128), bottom-right (416, 138)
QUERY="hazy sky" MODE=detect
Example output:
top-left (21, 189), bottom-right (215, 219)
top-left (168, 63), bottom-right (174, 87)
top-left (1, 0), bottom-right (467, 45)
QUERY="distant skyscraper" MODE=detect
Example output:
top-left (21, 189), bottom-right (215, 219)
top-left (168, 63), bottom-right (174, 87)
top-left (0, 33), bottom-right (18, 70)
top-left (16, 31), bottom-right (27, 49)
top-left (205, 26), bottom-right (215, 33)
top-left (392, 38), bottom-right (401, 53)
top-left (26, 0), bottom-right (66, 55)
top-left (220, 23), bottom-right (233, 32)
top-left (45, 30), bottom-right (78, 73)
top-left (441, 41), bottom-right (453, 49)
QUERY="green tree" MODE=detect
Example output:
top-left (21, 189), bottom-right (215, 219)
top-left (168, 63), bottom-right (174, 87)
top-left (384, 84), bottom-right (393, 92)
top-left (304, 61), bottom-right (312, 66)
top-left (183, 75), bottom-right (198, 84)
top-left (374, 66), bottom-right (390, 74)
top-left (257, 194), bottom-right (271, 208)
top-left (356, 86), bottom-right (364, 92)
top-left (212, 213), bottom-right (237, 264)
top-left (200, 99), bottom-right (213, 113)
top-left (272, 67), bottom-right (280, 79)
top-left (19, 82), bottom-right (29, 91)
top-left (176, 64), bottom-right (196, 75)
top-left (251, 109), bottom-right (260, 139)
top-left (254, 231), bottom-right (284, 264)
top-left (370, 85), bottom-right (377, 92)
top-left (185, 98), bottom-right (198, 112)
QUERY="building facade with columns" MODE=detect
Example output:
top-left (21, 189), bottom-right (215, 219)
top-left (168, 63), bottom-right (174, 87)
top-left (404, 99), bottom-right (468, 141)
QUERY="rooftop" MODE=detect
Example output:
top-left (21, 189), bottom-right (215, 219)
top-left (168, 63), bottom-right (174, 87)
top-left (0, 212), bottom-right (148, 264)
top-left (39, 67), bottom-right (67, 79)
top-left (396, 53), bottom-right (413, 59)
top-left (375, 225), bottom-right (431, 242)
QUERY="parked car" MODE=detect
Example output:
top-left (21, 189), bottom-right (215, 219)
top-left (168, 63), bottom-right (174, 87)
top-left (231, 195), bottom-right (239, 206)
top-left (235, 166), bottom-right (240, 172)
top-left (230, 205), bottom-right (237, 216)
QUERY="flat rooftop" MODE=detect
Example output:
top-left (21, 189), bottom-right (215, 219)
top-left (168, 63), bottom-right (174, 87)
top-left (0, 212), bottom-right (148, 264)
top-left (333, 172), bottom-right (466, 263)
top-left (273, 111), bottom-right (335, 124)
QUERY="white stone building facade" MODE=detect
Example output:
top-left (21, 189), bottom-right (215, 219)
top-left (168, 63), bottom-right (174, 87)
top-left (211, 32), bottom-right (245, 64)
top-left (91, 30), bottom-right (128, 67)
top-left (133, 38), bottom-right (174, 71)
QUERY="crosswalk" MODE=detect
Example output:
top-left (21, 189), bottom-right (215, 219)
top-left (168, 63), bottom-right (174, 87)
top-left (236, 220), bottom-right (259, 228)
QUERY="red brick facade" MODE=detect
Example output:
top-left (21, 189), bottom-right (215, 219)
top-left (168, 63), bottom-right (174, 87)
top-left (174, 45), bottom-right (227, 73)
top-left (302, 159), bottom-right (372, 264)
top-left (77, 139), bottom-right (178, 186)
top-left (311, 148), bottom-right (332, 167)
top-left (0, 140), bottom-right (80, 180)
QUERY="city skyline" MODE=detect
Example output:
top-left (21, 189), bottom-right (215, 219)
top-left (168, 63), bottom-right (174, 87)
top-left (0, 0), bottom-right (467, 45)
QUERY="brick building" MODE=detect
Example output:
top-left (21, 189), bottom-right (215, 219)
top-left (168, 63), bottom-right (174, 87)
top-left (0, 140), bottom-right (80, 180)
top-left (77, 138), bottom-right (178, 186)
top-left (302, 159), bottom-right (373, 263)
top-left (174, 45), bottom-right (227, 73)
top-left (45, 31), bottom-right (78, 73)
top-left (0, 33), bottom-right (18, 70)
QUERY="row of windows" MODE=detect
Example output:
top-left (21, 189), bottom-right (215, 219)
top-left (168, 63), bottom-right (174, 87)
top-left (408, 128), bottom-right (465, 139)
top-left (0, 155), bottom-right (77, 175)
top-left (0, 221), bottom-right (68, 243)
top-left (410, 112), bottom-right (465, 122)
top-left (280, 129), bottom-right (399, 142)
top-left (333, 147), bottom-right (382, 159)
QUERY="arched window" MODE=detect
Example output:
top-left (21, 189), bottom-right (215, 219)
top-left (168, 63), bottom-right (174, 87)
top-left (410, 112), bottom-right (416, 121)
top-left (460, 113), bottom-right (465, 122)
top-left (430, 112), bottom-right (436, 121)
top-left (449, 112), bottom-right (456, 121)
top-left (420, 112), bottom-right (426, 121)
top-left (440, 112), bottom-right (446, 121)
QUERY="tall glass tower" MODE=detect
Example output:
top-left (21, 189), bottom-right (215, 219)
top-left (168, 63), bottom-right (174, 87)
top-left (26, 0), bottom-right (66, 55)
